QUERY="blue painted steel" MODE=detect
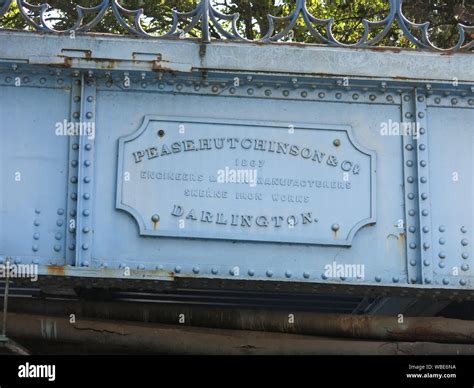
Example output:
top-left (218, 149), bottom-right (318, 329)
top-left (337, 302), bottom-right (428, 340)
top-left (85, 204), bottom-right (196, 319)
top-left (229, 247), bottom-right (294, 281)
top-left (0, 0), bottom-right (472, 51)
top-left (0, 31), bottom-right (473, 294)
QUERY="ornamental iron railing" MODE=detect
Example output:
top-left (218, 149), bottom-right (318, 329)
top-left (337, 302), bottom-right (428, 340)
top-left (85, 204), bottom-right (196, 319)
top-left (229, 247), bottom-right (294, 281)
top-left (0, 0), bottom-right (472, 51)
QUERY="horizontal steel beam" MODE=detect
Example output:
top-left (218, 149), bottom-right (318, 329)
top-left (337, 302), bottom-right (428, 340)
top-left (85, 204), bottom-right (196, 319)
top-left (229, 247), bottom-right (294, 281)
top-left (3, 298), bottom-right (474, 344)
top-left (0, 31), bottom-right (473, 82)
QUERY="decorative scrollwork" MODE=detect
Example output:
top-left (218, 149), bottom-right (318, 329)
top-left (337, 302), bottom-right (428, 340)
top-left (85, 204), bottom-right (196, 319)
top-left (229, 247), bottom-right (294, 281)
top-left (15, 0), bottom-right (109, 33)
top-left (0, 0), bottom-right (471, 51)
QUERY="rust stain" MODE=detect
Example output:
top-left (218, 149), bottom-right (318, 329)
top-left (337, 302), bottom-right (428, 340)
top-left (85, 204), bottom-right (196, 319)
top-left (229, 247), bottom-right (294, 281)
top-left (47, 265), bottom-right (66, 276)
top-left (152, 61), bottom-right (175, 73)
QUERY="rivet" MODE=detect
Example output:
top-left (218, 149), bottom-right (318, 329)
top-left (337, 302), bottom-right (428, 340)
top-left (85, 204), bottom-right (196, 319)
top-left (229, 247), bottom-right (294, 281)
top-left (420, 160), bottom-right (427, 167)
top-left (69, 210), bottom-right (76, 217)
top-left (386, 95), bottom-right (393, 102)
top-left (439, 225), bottom-right (446, 232)
top-left (32, 245), bottom-right (39, 252)
top-left (87, 96), bottom-right (94, 103)
top-left (462, 252), bottom-right (469, 259)
top-left (194, 85), bottom-right (201, 91)
top-left (229, 87), bottom-right (236, 94)
top-left (410, 259), bottom-right (416, 266)
top-left (283, 90), bottom-right (290, 97)
top-left (407, 176), bottom-right (414, 183)
top-left (285, 270), bottom-right (292, 278)
top-left (410, 277), bottom-right (417, 283)
top-left (247, 88), bottom-right (254, 95)
top-left (420, 177), bottom-right (427, 184)
top-left (84, 160), bottom-right (91, 167)
top-left (418, 112), bottom-right (425, 119)
top-left (439, 261), bottom-right (446, 268)
top-left (421, 209), bottom-right (429, 216)
top-left (193, 266), bottom-right (200, 274)
top-left (69, 244), bottom-right (75, 251)
top-left (442, 278), bottom-right (449, 285)
top-left (461, 226), bottom-right (467, 233)
top-left (408, 193), bottom-right (415, 200)
top-left (424, 278), bottom-right (431, 284)
top-left (451, 98), bottom-right (458, 105)
top-left (375, 276), bottom-right (381, 282)
top-left (83, 227), bottom-right (90, 233)
top-left (40, 77), bottom-right (46, 84)
top-left (331, 223), bottom-right (340, 232)
top-left (86, 112), bottom-right (93, 119)
top-left (264, 89), bottom-right (272, 96)
top-left (138, 264), bottom-right (145, 270)
top-left (392, 277), bottom-right (399, 283)
top-left (439, 238), bottom-right (445, 245)
top-left (405, 144), bottom-right (414, 151)
top-left (461, 239), bottom-right (469, 246)
top-left (352, 93), bottom-right (359, 100)
top-left (421, 193), bottom-right (428, 200)
top-left (70, 176), bottom-right (78, 184)
top-left (71, 193), bottom-right (77, 201)
top-left (333, 139), bottom-right (341, 147)
top-left (423, 242), bottom-right (430, 250)
top-left (369, 94), bottom-right (376, 101)
top-left (83, 210), bottom-right (90, 216)
top-left (33, 233), bottom-right (40, 240)
top-left (419, 144), bottom-right (426, 151)
top-left (321, 273), bottom-right (328, 280)
top-left (468, 99), bottom-right (474, 106)
top-left (54, 244), bottom-right (61, 252)
top-left (409, 242), bottom-right (417, 249)
top-left (405, 112), bottom-right (413, 119)
top-left (434, 97), bottom-right (441, 104)
top-left (83, 193), bottom-right (90, 200)
top-left (417, 95), bottom-right (424, 102)
top-left (335, 92), bottom-right (342, 99)
top-left (266, 270), bottom-right (273, 278)
top-left (157, 264), bottom-right (164, 270)
top-left (55, 232), bottom-right (62, 240)
top-left (82, 243), bottom-right (89, 250)
top-left (423, 226), bottom-right (429, 233)
top-left (73, 112), bottom-right (80, 119)
top-left (151, 214), bottom-right (160, 223)
top-left (246, 76), bottom-right (253, 82)
top-left (303, 272), bottom-right (310, 279)
top-left (404, 95), bottom-right (411, 102)
top-left (406, 161), bottom-right (413, 167)
top-left (419, 128), bottom-right (426, 135)
top-left (318, 92), bottom-right (325, 99)
top-left (176, 84), bottom-right (183, 91)
top-left (301, 91), bottom-right (308, 98)
top-left (72, 143), bottom-right (79, 150)
top-left (85, 144), bottom-right (92, 151)
top-left (175, 266), bottom-right (181, 273)
top-left (423, 259), bottom-right (430, 266)
top-left (211, 268), bottom-right (218, 275)
top-left (460, 279), bottom-right (467, 286)
top-left (248, 269), bottom-right (255, 276)
top-left (34, 220), bottom-right (40, 226)
top-left (82, 261), bottom-right (90, 267)
top-left (461, 264), bottom-right (469, 271)
top-left (84, 176), bottom-right (91, 183)
top-left (408, 209), bottom-right (416, 216)
top-left (439, 251), bottom-right (446, 259)
top-left (408, 226), bottom-right (416, 233)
